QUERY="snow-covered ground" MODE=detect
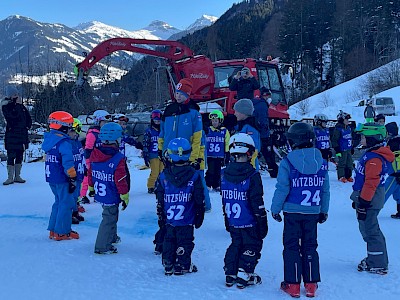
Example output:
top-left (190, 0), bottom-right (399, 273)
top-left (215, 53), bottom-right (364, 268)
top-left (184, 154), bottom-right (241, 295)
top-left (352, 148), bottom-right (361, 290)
top-left (1, 145), bottom-right (400, 300)
top-left (289, 59), bottom-right (400, 125)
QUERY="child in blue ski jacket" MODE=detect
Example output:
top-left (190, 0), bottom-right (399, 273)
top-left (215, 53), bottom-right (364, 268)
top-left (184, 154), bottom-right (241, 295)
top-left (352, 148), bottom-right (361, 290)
top-left (221, 133), bottom-right (267, 289)
top-left (88, 122), bottom-right (130, 255)
top-left (143, 110), bottom-right (163, 194)
top-left (156, 137), bottom-right (205, 276)
top-left (43, 111), bottom-right (79, 241)
top-left (271, 122), bottom-right (330, 298)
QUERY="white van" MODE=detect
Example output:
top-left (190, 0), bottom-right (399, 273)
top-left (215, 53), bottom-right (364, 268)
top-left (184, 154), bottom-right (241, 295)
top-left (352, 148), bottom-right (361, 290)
top-left (358, 97), bottom-right (396, 116)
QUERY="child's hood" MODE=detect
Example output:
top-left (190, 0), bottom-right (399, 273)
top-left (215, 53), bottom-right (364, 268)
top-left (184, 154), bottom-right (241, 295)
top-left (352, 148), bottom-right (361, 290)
top-left (286, 148), bottom-right (323, 175)
top-left (42, 130), bottom-right (69, 152)
top-left (163, 165), bottom-right (196, 188)
top-left (371, 146), bottom-right (395, 163)
top-left (90, 145), bottom-right (119, 163)
top-left (223, 161), bottom-right (256, 184)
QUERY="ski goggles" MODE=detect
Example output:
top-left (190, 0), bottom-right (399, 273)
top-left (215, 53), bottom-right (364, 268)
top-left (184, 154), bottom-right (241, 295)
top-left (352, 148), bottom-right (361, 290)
top-left (151, 111), bottom-right (162, 120)
top-left (209, 113), bottom-right (222, 120)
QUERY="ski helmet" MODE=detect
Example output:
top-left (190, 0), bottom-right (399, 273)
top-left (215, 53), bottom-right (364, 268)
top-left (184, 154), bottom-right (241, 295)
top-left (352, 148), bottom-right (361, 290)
top-left (48, 111), bottom-right (73, 132)
top-left (72, 118), bottom-right (82, 134)
top-left (337, 110), bottom-right (351, 121)
top-left (151, 109), bottom-right (162, 121)
top-left (99, 122), bottom-right (123, 143)
top-left (314, 113), bottom-right (328, 125)
top-left (93, 110), bottom-right (111, 124)
top-left (209, 110), bottom-right (224, 121)
top-left (229, 133), bottom-right (255, 155)
top-left (385, 122), bottom-right (398, 137)
top-left (374, 113), bottom-right (386, 123)
top-left (113, 113), bottom-right (129, 123)
top-left (166, 137), bottom-right (192, 163)
top-left (286, 122), bottom-right (315, 149)
top-left (355, 123), bottom-right (387, 146)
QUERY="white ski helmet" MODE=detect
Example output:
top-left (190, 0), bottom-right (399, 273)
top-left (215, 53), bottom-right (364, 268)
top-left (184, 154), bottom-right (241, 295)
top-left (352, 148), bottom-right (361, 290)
top-left (314, 113), bottom-right (328, 123)
top-left (93, 110), bottom-right (111, 124)
top-left (113, 113), bottom-right (129, 123)
top-left (229, 133), bottom-right (255, 155)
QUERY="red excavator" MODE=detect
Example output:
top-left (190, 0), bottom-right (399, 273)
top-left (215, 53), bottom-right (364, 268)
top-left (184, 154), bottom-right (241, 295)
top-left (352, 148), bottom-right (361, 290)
top-left (75, 38), bottom-right (290, 133)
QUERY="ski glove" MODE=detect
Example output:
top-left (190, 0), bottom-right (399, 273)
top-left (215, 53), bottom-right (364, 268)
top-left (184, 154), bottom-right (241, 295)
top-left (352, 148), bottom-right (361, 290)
top-left (223, 152), bottom-right (230, 166)
top-left (256, 214), bottom-right (268, 239)
top-left (88, 186), bottom-right (95, 198)
top-left (191, 158), bottom-right (202, 170)
top-left (158, 150), bottom-right (163, 161)
top-left (356, 197), bottom-right (371, 221)
top-left (318, 213), bottom-right (328, 224)
top-left (120, 193), bottom-right (129, 210)
top-left (336, 152), bottom-right (342, 158)
top-left (68, 177), bottom-right (77, 194)
top-left (272, 213), bottom-right (282, 222)
top-left (194, 206), bottom-right (205, 229)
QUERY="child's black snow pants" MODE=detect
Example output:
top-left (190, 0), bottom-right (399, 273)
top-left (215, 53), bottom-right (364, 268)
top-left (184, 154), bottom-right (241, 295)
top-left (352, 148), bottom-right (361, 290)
top-left (162, 224), bottom-right (194, 270)
top-left (224, 227), bottom-right (263, 275)
top-left (283, 213), bottom-right (320, 284)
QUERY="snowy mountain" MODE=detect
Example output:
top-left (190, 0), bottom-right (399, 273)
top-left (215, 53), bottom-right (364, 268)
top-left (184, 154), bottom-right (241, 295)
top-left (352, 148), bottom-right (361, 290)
top-left (0, 15), bottom-right (214, 86)
top-left (137, 20), bottom-right (181, 40)
top-left (169, 15), bottom-right (218, 40)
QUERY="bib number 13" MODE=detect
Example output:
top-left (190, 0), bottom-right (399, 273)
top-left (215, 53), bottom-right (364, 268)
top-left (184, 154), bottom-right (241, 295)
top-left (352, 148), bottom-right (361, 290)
top-left (301, 190), bottom-right (321, 206)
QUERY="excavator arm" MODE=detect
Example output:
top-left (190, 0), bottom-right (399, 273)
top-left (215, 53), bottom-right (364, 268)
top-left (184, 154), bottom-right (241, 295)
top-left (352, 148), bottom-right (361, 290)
top-left (75, 37), bottom-right (194, 86)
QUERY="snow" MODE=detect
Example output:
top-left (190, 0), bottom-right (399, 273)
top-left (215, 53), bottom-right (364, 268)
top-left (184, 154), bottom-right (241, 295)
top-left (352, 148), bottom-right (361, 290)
top-left (1, 143), bottom-right (400, 300)
top-left (289, 59), bottom-right (400, 125)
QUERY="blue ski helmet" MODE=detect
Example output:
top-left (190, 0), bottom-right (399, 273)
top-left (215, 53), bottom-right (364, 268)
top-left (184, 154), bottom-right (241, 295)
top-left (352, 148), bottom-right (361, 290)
top-left (99, 122), bottom-right (123, 143)
top-left (167, 137), bottom-right (192, 162)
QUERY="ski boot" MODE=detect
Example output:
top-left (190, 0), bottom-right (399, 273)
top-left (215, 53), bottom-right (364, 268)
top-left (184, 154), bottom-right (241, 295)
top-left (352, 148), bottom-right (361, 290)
top-left (54, 230), bottom-right (79, 241)
top-left (112, 235), bottom-right (121, 244)
top-left (80, 196), bottom-right (90, 204)
top-left (77, 204), bottom-right (86, 213)
top-left (346, 177), bottom-right (354, 182)
top-left (280, 281), bottom-right (300, 298)
top-left (225, 275), bottom-right (237, 287)
top-left (73, 211), bottom-right (84, 222)
top-left (358, 258), bottom-right (388, 275)
top-left (174, 264), bottom-right (198, 276)
top-left (339, 177), bottom-right (347, 183)
top-left (72, 215), bottom-right (80, 224)
top-left (164, 265), bottom-right (174, 276)
top-left (94, 245), bottom-right (118, 255)
top-left (236, 269), bottom-right (262, 289)
top-left (390, 204), bottom-right (400, 219)
top-left (304, 283), bottom-right (318, 298)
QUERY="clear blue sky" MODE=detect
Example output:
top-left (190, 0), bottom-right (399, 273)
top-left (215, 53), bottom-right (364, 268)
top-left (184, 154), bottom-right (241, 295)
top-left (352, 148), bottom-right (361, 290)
top-left (0, 0), bottom-right (240, 30)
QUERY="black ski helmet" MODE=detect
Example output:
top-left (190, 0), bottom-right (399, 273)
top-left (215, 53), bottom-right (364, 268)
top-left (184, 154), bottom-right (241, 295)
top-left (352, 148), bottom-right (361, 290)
top-left (286, 122), bottom-right (315, 149)
top-left (374, 114), bottom-right (386, 123)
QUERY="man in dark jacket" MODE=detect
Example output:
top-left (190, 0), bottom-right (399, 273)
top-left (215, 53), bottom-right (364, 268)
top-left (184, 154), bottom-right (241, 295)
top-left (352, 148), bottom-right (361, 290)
top-left (1, 85), bottom-right (32, 185)
top-left (229, 67), bottom-right (260, 100)
top-left (252, 88), bottom-right (278, 177)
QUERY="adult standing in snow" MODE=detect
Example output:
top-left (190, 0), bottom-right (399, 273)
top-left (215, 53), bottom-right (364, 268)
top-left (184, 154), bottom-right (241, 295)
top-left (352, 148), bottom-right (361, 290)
top-left (233, 99), bottom-right (261, 170)
top-left (252, 87), bottom-right (278, 178)
top-left (154, 78), bottom-right (203, 254)
top-left (1, 85), bottom-right (32, 185)
top-left (364, 100), bottom-right (376, 123)
top-left (229, 67), bottom-right (260, 100)
top-left (351, 123), bottom-right (393, 275)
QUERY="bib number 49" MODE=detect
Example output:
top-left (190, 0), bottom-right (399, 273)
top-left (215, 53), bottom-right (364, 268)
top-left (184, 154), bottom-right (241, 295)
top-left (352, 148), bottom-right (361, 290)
top-left (225, 203), bottom-right (241, 219)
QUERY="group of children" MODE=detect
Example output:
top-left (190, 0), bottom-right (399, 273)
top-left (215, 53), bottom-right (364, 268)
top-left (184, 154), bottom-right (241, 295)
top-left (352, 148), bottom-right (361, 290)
top-left (42, 98), bottom-right (398, 297)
